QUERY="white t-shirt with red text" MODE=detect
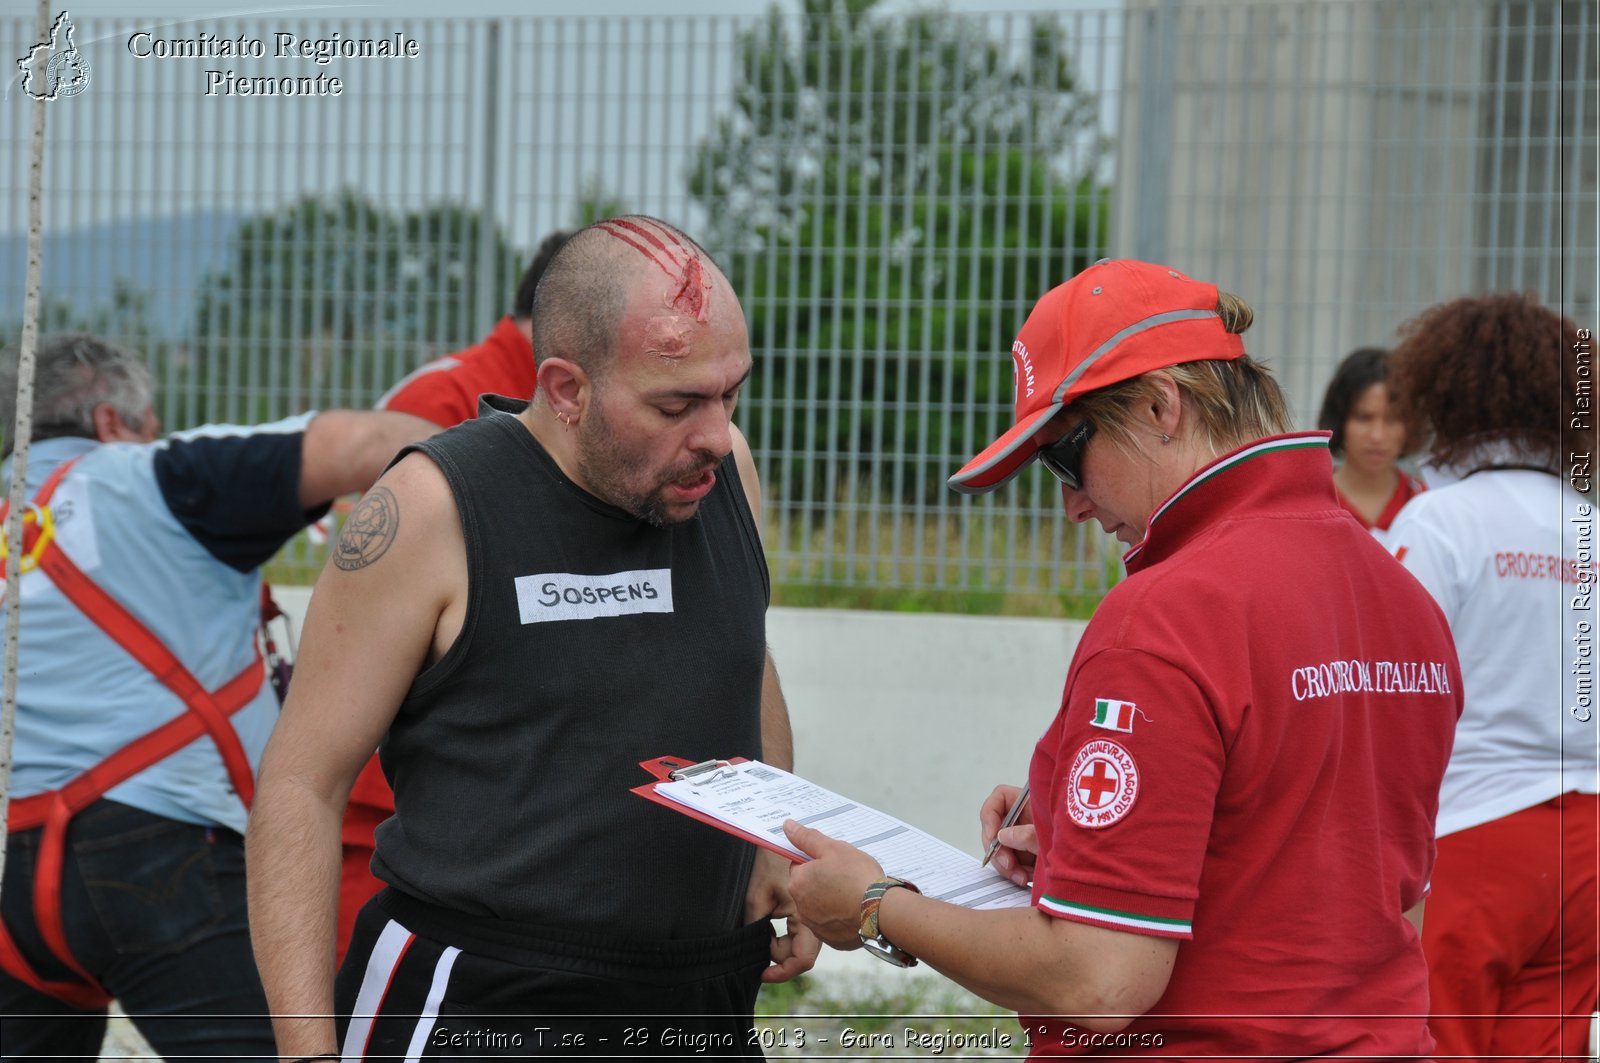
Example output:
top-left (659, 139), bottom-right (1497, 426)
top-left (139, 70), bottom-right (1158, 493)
top-left (1389, 466), bottom-right (1598, 837)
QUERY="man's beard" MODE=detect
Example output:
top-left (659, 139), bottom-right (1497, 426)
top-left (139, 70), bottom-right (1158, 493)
top-left (574, 402), bottom-right (718, 527)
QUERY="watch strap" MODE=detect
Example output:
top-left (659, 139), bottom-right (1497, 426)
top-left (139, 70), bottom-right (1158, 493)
top-left (858, 876), bottom-right (921, 967)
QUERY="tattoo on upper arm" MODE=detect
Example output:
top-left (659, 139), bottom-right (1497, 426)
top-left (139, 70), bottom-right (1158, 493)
top-left (334, 486), bottom-right (399, 571)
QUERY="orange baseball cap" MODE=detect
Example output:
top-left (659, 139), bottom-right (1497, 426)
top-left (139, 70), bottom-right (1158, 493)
top-left (948, 260), bottom-right (1246, 494)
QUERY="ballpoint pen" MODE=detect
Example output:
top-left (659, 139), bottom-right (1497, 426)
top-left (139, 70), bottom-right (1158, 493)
top-left (980, 782), bottom-right (1030, 868)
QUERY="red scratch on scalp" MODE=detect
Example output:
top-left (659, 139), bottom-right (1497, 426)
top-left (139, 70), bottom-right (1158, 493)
top-left (611, 219), bottom-right (675, 257)
top-left (597, 222), bottom-right (676, 281)
top-left (597, 219), bottom-right (713, 323)
top-left (672, 255), bottom-right (711, 323)
top-left (612, 218), bottom-right (701, 266)
top-left (616, 220), bottom-right (713, 323)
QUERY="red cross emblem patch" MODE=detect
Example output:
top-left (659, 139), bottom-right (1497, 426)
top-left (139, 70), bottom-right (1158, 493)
top-left (1064, 738), bottom-right (1140, 829)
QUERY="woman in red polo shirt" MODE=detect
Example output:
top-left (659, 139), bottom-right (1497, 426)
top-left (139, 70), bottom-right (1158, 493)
top-left (781, 260), bottom-right (1463, 1057)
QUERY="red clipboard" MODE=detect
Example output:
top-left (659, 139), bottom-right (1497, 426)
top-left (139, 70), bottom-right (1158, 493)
top-left (630, 755), bottom-right (805, 863)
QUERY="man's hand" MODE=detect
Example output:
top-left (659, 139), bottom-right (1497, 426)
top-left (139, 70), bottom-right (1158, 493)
top-left (781, 820), bottom-right (885, 951)
top-left (765, 916), bottom-right (820, 984)
top-left (744, 847), bottom-right (820, 983)
top-left (979, 784), bottom-right (1038, 887)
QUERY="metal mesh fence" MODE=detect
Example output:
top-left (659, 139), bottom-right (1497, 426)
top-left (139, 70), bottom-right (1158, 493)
top-left (2, 1), bottom-right (1593, 610)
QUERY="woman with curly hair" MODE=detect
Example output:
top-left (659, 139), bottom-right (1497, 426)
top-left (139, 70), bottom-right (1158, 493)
top-left (1316, 346), bottom-right (1424, 539)
top-left (1387, 292), bottom-right (1597, 1060)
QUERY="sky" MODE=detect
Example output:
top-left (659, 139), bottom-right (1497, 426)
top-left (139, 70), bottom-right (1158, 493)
top-left (7, 0), bottom-right (1126, 243)
top-left (3, 0), bottom-right (1129, 334)
top-left (46, 0), bottom-right (1112, 19)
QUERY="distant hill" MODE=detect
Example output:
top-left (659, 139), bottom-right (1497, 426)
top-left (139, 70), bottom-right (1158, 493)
top-left (0, 210), bottom-right (245, 338)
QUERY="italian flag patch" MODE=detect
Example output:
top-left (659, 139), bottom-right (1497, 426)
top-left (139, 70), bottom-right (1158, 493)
top-left (1091, 698), bottom-right (1137, 733)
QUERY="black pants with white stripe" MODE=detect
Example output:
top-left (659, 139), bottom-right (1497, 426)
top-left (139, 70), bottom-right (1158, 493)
top-left (336, 889), bottom-right (774, 1060)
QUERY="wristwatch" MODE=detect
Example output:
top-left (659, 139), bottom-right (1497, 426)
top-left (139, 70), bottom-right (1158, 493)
top-left (858, 876), bottom-right (920, 967)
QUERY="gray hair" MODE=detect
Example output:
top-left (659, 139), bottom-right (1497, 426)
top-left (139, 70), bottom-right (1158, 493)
top-left (0, 334), bottom-right (154, 452)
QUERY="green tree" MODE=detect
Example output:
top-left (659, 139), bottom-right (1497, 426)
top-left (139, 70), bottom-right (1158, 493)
top-left (190, 190), bottom-right (523, 422)
top-left (2, 278), bottom-right (158, 350)
top-left (688, 0), bottom-right (1109, 507)
top-left (572, 176), bottom-right (629, 227)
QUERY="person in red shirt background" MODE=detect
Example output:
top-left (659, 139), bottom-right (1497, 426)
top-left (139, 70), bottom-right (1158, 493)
top-left (1316, 346), bottom-right (1424, 538)
top-left (339, 229), bottom-right (573, 961)
top-left (376, 229), bottom-right (574, 427)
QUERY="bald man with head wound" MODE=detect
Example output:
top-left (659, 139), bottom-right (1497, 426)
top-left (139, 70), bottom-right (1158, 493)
top-left (246, 216), bottom-right (815, 1060)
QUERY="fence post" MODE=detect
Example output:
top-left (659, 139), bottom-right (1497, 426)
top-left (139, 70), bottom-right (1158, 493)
top-left (476, 19), bottom-right (503, 337)
top-left (1132, 0), bottom-right (1179, 264)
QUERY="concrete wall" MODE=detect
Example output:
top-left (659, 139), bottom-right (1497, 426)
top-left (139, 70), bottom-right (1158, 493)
top-left (271, 589), bottom-right (1086, 856)
top-left (1113, 0), bottom-right (1594, 429)
top-left (771, 608), bottom-right (1086, 852)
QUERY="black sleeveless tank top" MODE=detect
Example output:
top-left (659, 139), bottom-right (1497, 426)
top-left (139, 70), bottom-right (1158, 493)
top-left (371, 397), bottom-right (768, 940)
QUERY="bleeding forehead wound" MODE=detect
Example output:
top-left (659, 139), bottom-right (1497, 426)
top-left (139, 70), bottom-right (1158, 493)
top-left (670, 255), bottom-right (711, 323)
top-left (595, 219), bottom-right (714, 324)
top-left (643, 318), bottom-right (691, 360)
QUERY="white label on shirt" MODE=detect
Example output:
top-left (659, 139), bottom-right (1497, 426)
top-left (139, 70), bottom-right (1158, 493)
top-left (50, 479), bottom-right (101, 573)
top-left (514, 568), bottom-right (674, 624)
top-left (1289, 658), bottom-right (1454, 702)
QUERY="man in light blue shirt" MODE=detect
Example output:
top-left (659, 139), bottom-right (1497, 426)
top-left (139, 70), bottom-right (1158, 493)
top-left (0, 334), bottom-right (434, 1058)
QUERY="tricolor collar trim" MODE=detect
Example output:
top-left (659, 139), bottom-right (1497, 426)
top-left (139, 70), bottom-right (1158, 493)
top-left (1122, 432), bottom-right (1331, 566)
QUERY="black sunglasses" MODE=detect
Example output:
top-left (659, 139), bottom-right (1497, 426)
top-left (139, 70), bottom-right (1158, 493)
top-left (1038, 419), bottom-right (1095, 490)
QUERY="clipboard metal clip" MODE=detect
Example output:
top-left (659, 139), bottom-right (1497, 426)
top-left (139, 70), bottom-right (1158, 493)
top-left (667, 758), bottom-right (736, 783)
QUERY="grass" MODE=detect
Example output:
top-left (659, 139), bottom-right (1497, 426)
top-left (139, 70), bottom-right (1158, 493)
top-left (767, 502), bottom-right (1120, 618)
top-left (771, 579), bottom-right (1112, 620)
top-left (755, 974), bottom-right (1027, 1057)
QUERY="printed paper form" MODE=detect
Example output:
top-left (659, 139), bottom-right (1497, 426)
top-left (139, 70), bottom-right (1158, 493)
top-left (655, 761), bottom-right (1030, 911)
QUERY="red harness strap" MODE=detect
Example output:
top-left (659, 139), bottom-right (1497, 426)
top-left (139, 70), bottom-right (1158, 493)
top-left (0, 457), bottom-right (265, 1008)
